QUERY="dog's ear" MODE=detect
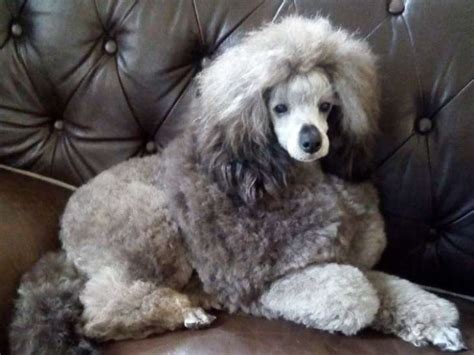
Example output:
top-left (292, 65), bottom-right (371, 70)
top-left (193, 26), bottom-right (297, 206)
top-left (321, 45), bottom-right (380, 181)
top-left (196, 89), bottom-right (292, 206)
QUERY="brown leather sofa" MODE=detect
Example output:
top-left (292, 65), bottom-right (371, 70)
top-left (1, 1), bottom-right (473, 354)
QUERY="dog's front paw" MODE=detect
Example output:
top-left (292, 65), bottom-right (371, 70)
top-left (430, 326), bottom-right (468, 352)
top-left (400, 324), bottom-right (467, 352)
top-left (183, 308), bottom-right (216, 329)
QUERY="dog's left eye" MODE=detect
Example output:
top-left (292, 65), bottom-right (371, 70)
top-left (273, 104), bottom-right (288, 114)
top-left (319, 102), bottom-right (332, 113)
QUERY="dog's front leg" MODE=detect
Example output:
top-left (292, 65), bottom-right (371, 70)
top-left (80, 268), bottom-right (216, 341)
top-left (258, 263), bottom-right (379, 335)
top-left (366, 271), bottom-right (467, 352)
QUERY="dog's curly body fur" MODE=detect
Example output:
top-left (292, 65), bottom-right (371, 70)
top-left (59, 132), bottom-right (384, 335)
top-left (10, 16), bottom-right (466, 354)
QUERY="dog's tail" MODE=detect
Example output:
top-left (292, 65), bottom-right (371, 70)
top-left (9, 251), bottom-right (99, 355)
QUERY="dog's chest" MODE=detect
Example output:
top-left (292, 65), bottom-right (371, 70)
top-left (167, 162), bottom-right (355, 308)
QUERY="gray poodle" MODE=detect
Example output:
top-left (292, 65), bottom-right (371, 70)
top-left (10, 16), bottom-right (466, 354)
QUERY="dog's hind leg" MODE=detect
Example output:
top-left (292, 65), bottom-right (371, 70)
top-left (80, 268), bottom-right (216, 342)
top-left (258, 263), bottom-right (380, 335)
top-left (366, 271), bottom-right (467, 352)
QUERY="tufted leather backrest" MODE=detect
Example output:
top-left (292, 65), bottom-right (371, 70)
top-left (1, 0), bottom-right (473, 296)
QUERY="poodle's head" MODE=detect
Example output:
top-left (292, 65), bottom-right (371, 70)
top-left (195, 16), bottom-right (379, 205)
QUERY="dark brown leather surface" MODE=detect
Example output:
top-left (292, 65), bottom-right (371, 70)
top-left (0, 168), bottom-right (72, 354)
top-left (102, 296), bottom-right (474, 355)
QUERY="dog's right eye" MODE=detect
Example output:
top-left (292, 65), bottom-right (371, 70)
top-left (274, 104), bottom-right (288, 114)
top-left (319, 102), bottom-right (332, 113)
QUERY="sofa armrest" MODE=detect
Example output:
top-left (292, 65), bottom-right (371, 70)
top-left (0, 166), bottom-right (74, 353)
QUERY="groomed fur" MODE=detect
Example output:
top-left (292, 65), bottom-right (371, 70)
top-left (164, 132), bottom-right (379, 309)
top-left (9, 16), bottom-right (466, 354)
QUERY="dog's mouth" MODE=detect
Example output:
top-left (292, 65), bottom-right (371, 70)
top-left (290, 150), bottom-right (328, 163)
top-left (296, 155), bottom-right (321, 162)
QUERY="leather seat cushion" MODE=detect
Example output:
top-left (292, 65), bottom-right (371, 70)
top-left (102, 296), bottom-right (474, 355)
top-left (0, 166), bottom-right (73, 354)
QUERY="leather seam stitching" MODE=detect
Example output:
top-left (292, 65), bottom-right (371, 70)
top-left (272, 0), bottom-right (287, 22)
top-left (441, 209), bottom-right (474, 229)
top-left (401, 15), bottom-right (425, 113)
top-left (442, 233), bottom-right (474, 258)
top-left (151, 70), bottom-right (196, 138)
top-left (114, 56), bottom-right (145, 132)
top-left (425, 135), bottom-right (436, 223)
top-left (364, 14), bottom-right (390, 40)
top-left (93, 0), bottom-right (106, 32)
top-left (375, 132), bottom-right (415, 170)
top-left (431, 79), bottom-right (473, 120)
top-left (62, 134), bottom-right (88, 182)
top-left (10, 31), bottom-right (56, 173)
top-left (192, 0), bottom-right (205, 47)
top-left (60, 42), bottom-right (108, 116)
top-left (0, 164), bottom-right (76, 190)
top-left (213, 1), bottom-right (266, 51)
top-left (112, 0), bottom-right (138, 34)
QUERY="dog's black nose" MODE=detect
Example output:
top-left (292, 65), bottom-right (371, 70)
top-left (299, 125), bottom-right (322, 153)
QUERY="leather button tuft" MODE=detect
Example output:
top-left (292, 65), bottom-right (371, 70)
top-left (11, 23), bottom-right (23, 37)
top-left (417, 118), bottom-right (432, 134)
top-left (427, 227), bottom-right (438, 242)
top-left (200, 56), bottom-right (211, 69)
top-left (145, 141), bottom-right (156, 153)
top-left (388, 0), bottom-right (405, 15)
top-left (104, 40), bottom-right (117, 54)
top-left (54, 120), bottom-right (64, 130)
